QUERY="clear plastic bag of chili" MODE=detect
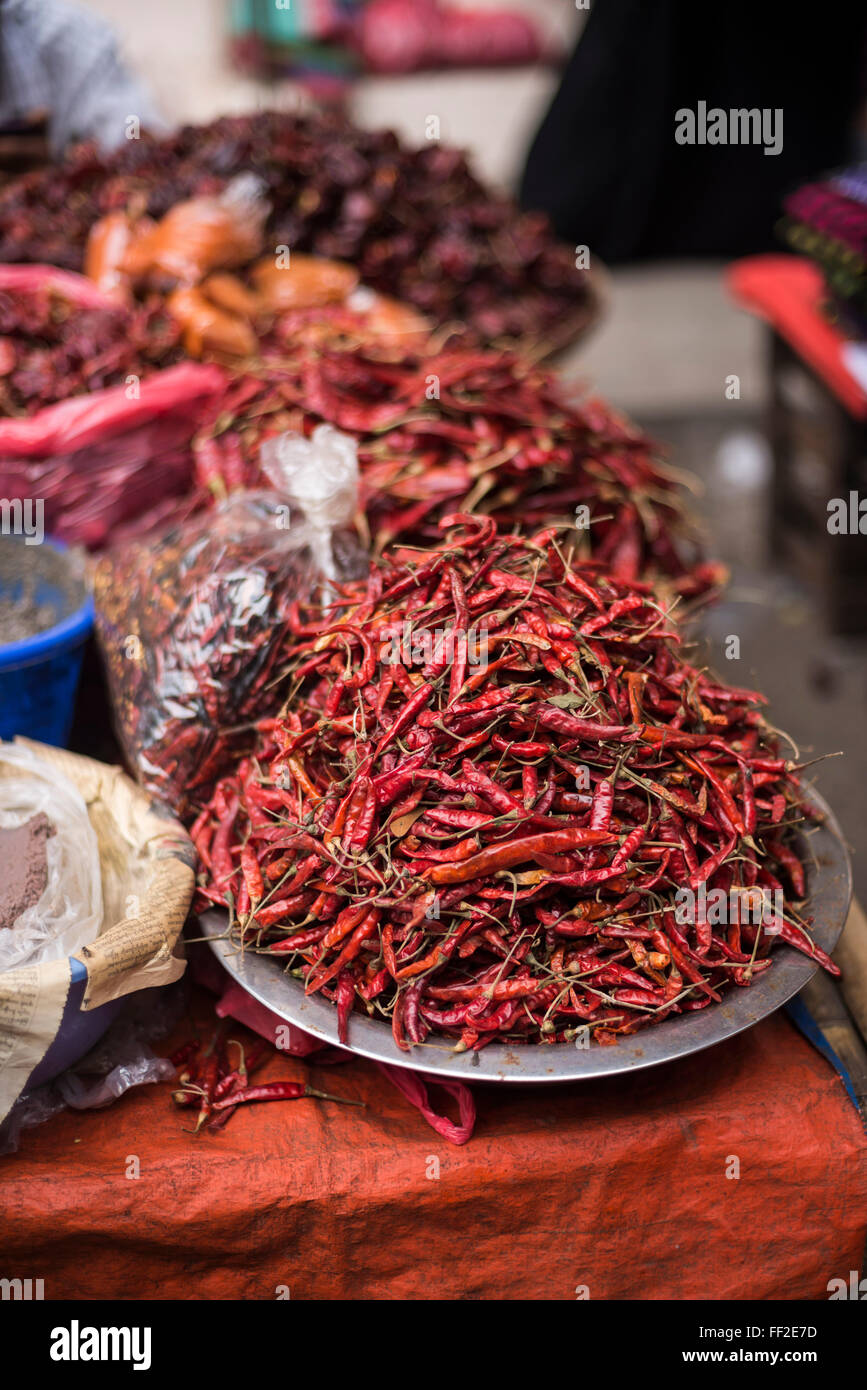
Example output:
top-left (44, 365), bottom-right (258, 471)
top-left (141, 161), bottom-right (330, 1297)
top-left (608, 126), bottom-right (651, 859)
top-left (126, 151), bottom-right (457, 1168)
top-left (92, 426), bottom-right (366, 817)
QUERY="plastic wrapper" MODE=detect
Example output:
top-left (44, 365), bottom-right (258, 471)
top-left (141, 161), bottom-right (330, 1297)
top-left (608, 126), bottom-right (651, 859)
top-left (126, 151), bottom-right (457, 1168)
top-left (251, 252), bottom-right (359, 311)
top-left (55, 983), bottom-right (182, 1109)
top-left (121, 173), bottom-right (269, 287)
top-left (84, 208), bottom-right (151, 301)
top-left (0, 742), bottom-right (102, 972)
top-left (0, 740), bottom-right (194, 1127)
top-left (0, 362), bottom-right (227, 548)
top-left (93, 427), bottom-right (366, 816)
top-left (166, 285), bottom-right (258, 360)
top-left (0, 1084), bottom-right (65, 1155)
top-left (259, 422), bottom-right (360, 588)
top-left (0, 364), bottom-right (226, 548)
top-left (0, 981), bottom-right (183, 1155)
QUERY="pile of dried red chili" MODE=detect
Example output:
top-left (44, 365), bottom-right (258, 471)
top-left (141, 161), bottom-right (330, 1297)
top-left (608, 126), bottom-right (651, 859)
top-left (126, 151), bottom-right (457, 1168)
top-left (89, 340), bottom-right (723, 813)
top-left (169, 1028), bottom-right (360, 1132)
top-left (0, 284), bottom-right (182, 415)
top-left (192, 515), bottom-right (835, 1053)
top-left (0, 109), bottom-right (594, 353)
top-left (195, 342), bottom-right (722, 596)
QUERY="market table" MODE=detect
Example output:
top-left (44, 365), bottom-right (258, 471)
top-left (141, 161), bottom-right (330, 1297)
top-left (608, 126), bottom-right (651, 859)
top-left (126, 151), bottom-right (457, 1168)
top-left (1, 987), bottom-right (865, 1301)
top-left (727, 254), bottom-right (867, 632)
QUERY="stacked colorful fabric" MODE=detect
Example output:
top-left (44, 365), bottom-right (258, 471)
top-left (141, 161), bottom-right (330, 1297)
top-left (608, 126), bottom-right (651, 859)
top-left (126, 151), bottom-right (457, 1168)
top-left (229, 0), bottom-right (361, 88)
top-left (781, 166), bottom-right (867, 336)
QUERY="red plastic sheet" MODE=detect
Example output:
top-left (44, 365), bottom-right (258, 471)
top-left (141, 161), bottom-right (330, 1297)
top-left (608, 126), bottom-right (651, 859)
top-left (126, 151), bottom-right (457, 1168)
top-left (727, 254), bottom-right (867, 418)
top-left (0, 1000), bottom-right (864, 1300)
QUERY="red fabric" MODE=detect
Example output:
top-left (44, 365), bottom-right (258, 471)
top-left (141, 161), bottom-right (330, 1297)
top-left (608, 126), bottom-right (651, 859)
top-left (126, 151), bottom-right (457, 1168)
top-left (357, 0), bottom-right (545, 74)
top-left (727, 254), bottom-right (867, 418)
top-left (0, 998), bottom-right (864, 1300)
top-left (215, 979), bottom-right (324, 1058)
top-left (373, 1062), bottom-right (476, 1145)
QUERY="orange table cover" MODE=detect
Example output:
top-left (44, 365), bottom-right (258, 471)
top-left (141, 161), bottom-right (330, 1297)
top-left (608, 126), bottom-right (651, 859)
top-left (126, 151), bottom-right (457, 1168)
top-left (1, 1005), bottom-right (865, 1301)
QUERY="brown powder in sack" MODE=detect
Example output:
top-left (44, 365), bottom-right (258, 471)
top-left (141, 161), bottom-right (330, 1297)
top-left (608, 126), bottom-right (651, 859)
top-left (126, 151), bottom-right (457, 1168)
top-left (0, 812), bottom-right (55, 930)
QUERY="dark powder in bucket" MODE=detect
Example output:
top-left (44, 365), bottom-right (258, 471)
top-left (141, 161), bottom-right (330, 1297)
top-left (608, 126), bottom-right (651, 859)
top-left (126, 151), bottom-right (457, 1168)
top-left (0, 812), bottom-right (55, 929)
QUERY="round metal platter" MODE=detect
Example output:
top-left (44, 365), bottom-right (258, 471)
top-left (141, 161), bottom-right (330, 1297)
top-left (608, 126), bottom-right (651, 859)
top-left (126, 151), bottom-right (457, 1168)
top-left (201, 788), bottom-right (851, 1084)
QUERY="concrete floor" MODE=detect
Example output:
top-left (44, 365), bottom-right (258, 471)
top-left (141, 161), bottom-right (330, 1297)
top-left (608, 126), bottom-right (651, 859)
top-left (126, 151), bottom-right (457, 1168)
top-left (563, 263), bottom-right (766, 418)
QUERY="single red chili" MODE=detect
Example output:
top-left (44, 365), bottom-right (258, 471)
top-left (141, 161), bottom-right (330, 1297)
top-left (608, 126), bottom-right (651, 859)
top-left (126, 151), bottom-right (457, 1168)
top-left (241, 842), bottom-right (264, 907)
top-left (211, 1081), bottom-right (364, 1110)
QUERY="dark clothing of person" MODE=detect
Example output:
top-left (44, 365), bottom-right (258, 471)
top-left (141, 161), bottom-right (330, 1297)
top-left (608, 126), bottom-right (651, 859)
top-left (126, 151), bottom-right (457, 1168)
top-left (520, 0), bottom-right (867, 262)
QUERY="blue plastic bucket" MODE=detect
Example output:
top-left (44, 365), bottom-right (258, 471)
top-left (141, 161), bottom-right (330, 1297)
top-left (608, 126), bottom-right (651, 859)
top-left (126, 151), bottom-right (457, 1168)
top-left (0, 536), bottom-right (94, 746)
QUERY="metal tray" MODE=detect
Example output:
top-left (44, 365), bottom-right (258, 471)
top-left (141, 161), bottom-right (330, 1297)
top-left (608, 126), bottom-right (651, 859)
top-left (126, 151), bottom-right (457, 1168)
top-left (201, 789), bottom-right (851, 1084)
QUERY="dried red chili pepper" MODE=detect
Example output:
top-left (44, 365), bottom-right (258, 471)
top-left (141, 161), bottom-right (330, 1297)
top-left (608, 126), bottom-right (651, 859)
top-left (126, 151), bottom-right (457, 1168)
top-left (169, 1040), bottom-right (199, 1070)
top-left (188, 1024), bottom-right (225, 1133)
top-left (0, 111), bottom-right (599, 353)
top-left (211, 1080), bottom-right (363, 1109)
top-left (196, 519), bottom-right (827, 1053)
top-left (0, 280), bottom-right (182, 416)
